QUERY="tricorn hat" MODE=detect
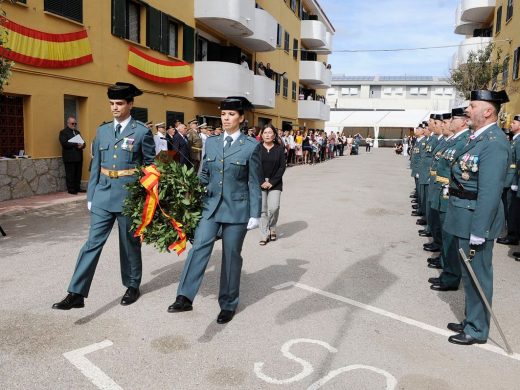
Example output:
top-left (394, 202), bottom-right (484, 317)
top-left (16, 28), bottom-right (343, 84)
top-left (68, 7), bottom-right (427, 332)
top-left (433, 114), bottom-right (443, 121)
top-left (219, 96), bottom-right (253, 111)
top-left (470, 90), bottom-right (509, 104)
top-left (451, 107), bottom-right (467, 117)
top-left (441, 113), bottom-right (452, 120)
top-left (107, 82), bottom-right (142, 100)
top-left (513, 115), bottom-right (520, 122)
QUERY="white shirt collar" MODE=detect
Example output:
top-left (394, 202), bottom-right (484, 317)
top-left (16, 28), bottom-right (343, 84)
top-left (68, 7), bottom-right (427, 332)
top-left (223, 130), bottom-right (241, 145)
top-left (513, 133), bottom-right (520, 140)
top-left (114, 116), bottom-right (131, 131)
top-left (416, 136), bottom-right (424, 141)
top-left (452, 128), bottom-right (469, 140)
top-left (472, 122), bottom-right (496, 138)
top-left (437, 134), bottom-right (443, 140)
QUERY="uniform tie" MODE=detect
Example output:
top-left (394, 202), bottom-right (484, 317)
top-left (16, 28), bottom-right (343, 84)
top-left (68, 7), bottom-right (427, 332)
top-left (224, 136), bottom-right (233, 151)
top-left (115, 124), bottom-right (122, 138)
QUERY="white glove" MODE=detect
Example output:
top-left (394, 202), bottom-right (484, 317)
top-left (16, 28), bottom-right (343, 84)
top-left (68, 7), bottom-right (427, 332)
top-left (87, 201), bottom-right (92, 211)
top-left (469, 234), bottom-right (485, 246)
top-left (247, 217), bottom-right (259, 230)
top-left (415, 173), bottom-right (419, 178)
top-left (511, 185), bottom-right (518, 191)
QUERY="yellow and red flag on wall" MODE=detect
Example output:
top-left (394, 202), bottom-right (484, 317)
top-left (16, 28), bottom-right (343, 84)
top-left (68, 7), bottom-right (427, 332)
top-left (128, 46), bottom-right (192, 84)
top-left (0, 18), bottom-right (93, 68)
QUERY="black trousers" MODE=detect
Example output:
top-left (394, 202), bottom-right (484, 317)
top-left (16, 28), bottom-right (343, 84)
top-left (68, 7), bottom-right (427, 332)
top-left (64, 162), bottom-right (83, 192)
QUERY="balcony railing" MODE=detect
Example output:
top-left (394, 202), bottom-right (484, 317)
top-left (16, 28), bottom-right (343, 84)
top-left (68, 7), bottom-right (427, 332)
top-left (252, 75), bottom-right (275, 108)
top-left (195, 0), bottom-right (255, 37)
top-left (454, 4), bottom-right (484, 35)
top-left (460, 0), bottom-right (495, 23)
top-left (300, 61), bottom-right (332, 88)
top-left (298, 100), bottom-right (330, 121)
top-left (300, 20), bottom-right (327, 49)
top-left (233, 8), bottom-right (277, 52)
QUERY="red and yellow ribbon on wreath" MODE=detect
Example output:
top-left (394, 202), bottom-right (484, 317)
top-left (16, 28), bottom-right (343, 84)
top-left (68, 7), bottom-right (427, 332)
top-left (134, 165), bottom-right (187, 255)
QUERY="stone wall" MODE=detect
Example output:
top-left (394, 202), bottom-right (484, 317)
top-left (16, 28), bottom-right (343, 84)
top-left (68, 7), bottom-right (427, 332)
top-left (0, 158), bottom-right (67, 201)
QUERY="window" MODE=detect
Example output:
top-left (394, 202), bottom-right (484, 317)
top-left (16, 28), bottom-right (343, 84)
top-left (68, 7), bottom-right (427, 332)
top-left (513, 47), bottom-right (520, 80)
top-left (0, 95), bottom-right (24, 158)
top-left (64, 96), bottom-right (79, 129)
top-left (128, 1), bottom-right (140, 42)
top-left (44, 0), bottom-right (83, 23)
top-left (293, 39), bottom-right (298, 60)
top-left (168, 21), bottom-right (178, 57)
top-left (496, 6), bottom-right (503, 34)
top-left (275, 74), bottom-right (281, 95)
top-left (284, 31), bottom-right (290, 53)
top-left (292, 81), bottom-right (297, 100)
top-left (394, 87), bottom-right (404, 95)
top-left (276, 24), bottom-right (282, 47)
top-left (419, 87), bottom-right (428, 95)
top-left (503, 57), bottom-right (510, 85)
top-left (146, 7), bottom-right (180, 57)
top-left (444, 88), bottom-right (453, 96)
top-left (434, 87), bottom-right (443, 95)
top-left (290, 0), bottom-right (296, 11)
top-left (341, 88), bottom-right (350, 95)
top-left (507, 0), bottom-right (514, 22)
top-left (349, 87), bottom-right (359, 95)
top-left (130, 107), bottom-right (148, 123)
top-left (166, 111), bottom-right (184, 128)
top-left (383, 87), bottom-right (392, 95)
top-left (410, 87), bottom-right (419, 95)
top-left (283, 77), bottom-right (289, 98)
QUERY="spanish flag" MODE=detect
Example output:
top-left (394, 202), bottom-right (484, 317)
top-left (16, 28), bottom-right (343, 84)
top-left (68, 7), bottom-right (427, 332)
top-left (0, 18), bottom-right (93, 68)
top-left (127, 46), bottom-right (192, 84)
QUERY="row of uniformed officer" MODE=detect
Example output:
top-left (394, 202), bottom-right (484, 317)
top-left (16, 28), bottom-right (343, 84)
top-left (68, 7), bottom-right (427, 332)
top-left (409, 90), bottom-right (510, 345)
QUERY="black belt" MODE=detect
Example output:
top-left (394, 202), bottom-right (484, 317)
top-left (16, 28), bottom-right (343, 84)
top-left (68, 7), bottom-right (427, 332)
top-left (448, 188), bottom-right (477, 200)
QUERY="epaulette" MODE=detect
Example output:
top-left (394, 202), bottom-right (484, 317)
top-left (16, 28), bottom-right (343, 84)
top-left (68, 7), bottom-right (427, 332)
top-left (135, 120), bottom-right (146, 126)
top-left (246, 136), bottom-right (258, 143)
top-left (99, 120), bottom-right (111, 126)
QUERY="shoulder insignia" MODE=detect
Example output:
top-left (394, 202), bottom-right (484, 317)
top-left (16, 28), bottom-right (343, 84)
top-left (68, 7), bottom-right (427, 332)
top-left (99, 120), bottom-right (111, 126)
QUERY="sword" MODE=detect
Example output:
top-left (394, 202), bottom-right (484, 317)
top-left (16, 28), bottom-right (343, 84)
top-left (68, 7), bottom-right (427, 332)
top-left (458, 248), bottom-right (513, 355)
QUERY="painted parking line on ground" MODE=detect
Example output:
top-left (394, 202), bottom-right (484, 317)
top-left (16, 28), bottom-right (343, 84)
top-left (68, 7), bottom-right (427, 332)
top-left (273, 281), bottom-right (520, 362)
top-left (63, 340), bottom-right (123, 390)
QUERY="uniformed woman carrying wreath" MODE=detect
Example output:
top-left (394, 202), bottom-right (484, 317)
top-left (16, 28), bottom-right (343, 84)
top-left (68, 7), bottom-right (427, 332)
top-left (258, 124), bottom-right (286, 245)
top-left (168, 96), bottom-right (262, 324)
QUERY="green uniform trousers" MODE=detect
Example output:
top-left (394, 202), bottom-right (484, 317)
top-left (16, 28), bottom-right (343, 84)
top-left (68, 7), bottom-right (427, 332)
top-left (458, 237), bottom-right (494, 341)
top-left (177, 218), bottom-right (248, 311)
top-left (68, 206), bottom-right (142, 297)
top-left (439, 211), bottom-right (461, 287)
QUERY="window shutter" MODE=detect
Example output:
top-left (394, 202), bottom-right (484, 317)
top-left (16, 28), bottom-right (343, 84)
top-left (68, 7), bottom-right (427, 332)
top-left (146, 6), bottom-right (162, 51)
top-left (112, 0), bottom-right (127, 38)
top-left (183, 24), bottom-right (195, 63)
top-left (44, 0), bottom-right (83, 23)
top-left (161, 13), bottom-right (170, 55)
top-left (166, 111), bottom-right (184, 128)
top-left (131, 107), bottom-right (148, 123)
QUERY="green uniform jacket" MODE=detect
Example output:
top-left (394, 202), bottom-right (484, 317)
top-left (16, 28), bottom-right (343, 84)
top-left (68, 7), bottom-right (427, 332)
top-left (444, 124), bottom-right (509, 239)
top-left (200, 133), bottom-right (262, 223)
top-left (506, 135), bottom-right (520, 188)
top-left (87, 118), bottom-right (156, 213)
top-left (427, 137), bottom-right (448, 210)
top-left (411, 137), bottom-right (427, 178)
top-left (418, 135), bottom-right (439, 185)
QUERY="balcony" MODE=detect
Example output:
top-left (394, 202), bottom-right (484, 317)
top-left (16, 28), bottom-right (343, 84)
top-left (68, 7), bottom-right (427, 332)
top-left (233, 8), bottom-right (277, 52)
top-left (252, 75), bottom-right (275, 108)
top-left (460, 0), bottom-right (495, 23)
top-left (300, 20), bottom-right (327, 49)
top-left (298, 100), bottom-right (330, 121)
top-left (454, 4), bottom-right (484, 35)
top-left (458, 36), bottom-right (492, 65)
top-left (300, 61), bottom-right (332, 88)
top-left (194, 61), bottom-right (253, 101)
top-left (317, 31), bottom-right (333, 54)
top-left (195, 0), bottom-right (255, 37)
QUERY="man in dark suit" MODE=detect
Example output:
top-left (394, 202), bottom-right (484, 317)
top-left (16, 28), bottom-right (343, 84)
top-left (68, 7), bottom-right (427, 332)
top-left (172, 123), bottom-right (192, 167)
top-left (59, 117), bottom-right (86, 194)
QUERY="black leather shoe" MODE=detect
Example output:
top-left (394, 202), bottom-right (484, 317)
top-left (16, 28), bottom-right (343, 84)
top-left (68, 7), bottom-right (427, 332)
top-left (410, 194), bottom-right (417, 198)
top-left (416, 219), bottom-right (427, 225)
top-left (448, 332), bottom-right (486, 345)
top-left (428, 277), bottom-right (440, 284)
top-left (418, 229), bottom-right (428, 234)
top-left (52, 293), bottom-right (84, 310)
top-left (411, 205), bottom-right (419, 209)
top-left (217, 309), bottom-right (235, 324)
top-left (411, 211), bottom-right (423, 217)
top-left (512, 251), bottom-right (520, 257)
top-left (411, 200), bottom-right (418, 204)
top-left (167, 295), bottom-right (193, 312)
top-left (496, 237), bottom-right (519, 245)
top-left (67, 190), bottom-right (78, 195)
top-left (427, 263), bottom-right (442, 269)
top-left (430, 283), bottom-right (458, 291)
top-left (427, 258), bottom-right (441, 265)
top-left (121, 287), bottom-right (140, 306)
top-left (516, 257), bottom-right (520, 262)
top-left (424, 244), bottom-right (441, 252)
top-left (427, 256), bottom-right (440, 262)
top-left (419, 231), bottom-right (432, 237)
top-left (447, 322), bottom-right (464, 333)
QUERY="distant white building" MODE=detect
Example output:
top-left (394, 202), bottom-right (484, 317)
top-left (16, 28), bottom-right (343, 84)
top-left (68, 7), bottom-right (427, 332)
top-left (325, 75), bottom-right (454, 146)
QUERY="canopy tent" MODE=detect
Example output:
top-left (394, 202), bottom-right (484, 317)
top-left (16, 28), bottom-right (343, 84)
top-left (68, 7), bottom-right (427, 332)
top-left (326, 109), bottom-right (430, 147)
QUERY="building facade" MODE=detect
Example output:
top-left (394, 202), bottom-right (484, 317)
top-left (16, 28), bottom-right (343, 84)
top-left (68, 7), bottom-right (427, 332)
top-left (0, 0), bottom-right (333, 200)
top-left (326, 75), bottom-right (452, 143)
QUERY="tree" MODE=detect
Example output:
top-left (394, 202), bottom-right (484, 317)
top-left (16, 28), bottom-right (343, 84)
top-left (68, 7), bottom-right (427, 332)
top-left (0, 0), bottom-right (15, 94)
top-left (449, 43), bottom-right (503, 100)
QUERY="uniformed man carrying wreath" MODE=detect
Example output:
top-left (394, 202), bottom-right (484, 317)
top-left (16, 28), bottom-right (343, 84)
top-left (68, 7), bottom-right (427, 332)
top-left (52, 82), bottom-right (156, 310)
top-left (444, 90), bottom-right (510, 345)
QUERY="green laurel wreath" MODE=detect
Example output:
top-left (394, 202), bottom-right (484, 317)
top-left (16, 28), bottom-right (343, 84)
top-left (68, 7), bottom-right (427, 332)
top-left (122, 160), bottom-right (205, 253)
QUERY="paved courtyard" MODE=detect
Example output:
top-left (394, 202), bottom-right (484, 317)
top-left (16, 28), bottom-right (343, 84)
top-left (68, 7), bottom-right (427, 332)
top-left (1, 148), bottom-right (520, 389)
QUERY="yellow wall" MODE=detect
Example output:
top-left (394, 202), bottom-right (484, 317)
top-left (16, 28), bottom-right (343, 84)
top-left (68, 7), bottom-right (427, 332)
top-left (494, 0), bottom-right (520, 117)
top-left (2, 0), bottom-right (330, 177)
